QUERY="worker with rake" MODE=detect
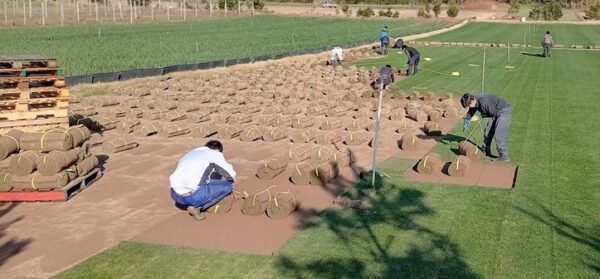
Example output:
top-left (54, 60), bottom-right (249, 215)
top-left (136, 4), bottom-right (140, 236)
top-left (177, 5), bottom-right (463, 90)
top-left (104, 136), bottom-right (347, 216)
top-left (169, 140), bottom-right (236, 220)
top-left (461, 93), bottom-right (512, 162)
top-left (402, 45), bottom-right (420, 76)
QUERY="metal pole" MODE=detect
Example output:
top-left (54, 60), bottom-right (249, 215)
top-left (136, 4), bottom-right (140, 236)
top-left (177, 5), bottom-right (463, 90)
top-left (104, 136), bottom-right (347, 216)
top-left (371, 78), bottom-right (384, 187)
top-left (481, 48), bottom-right (486, 93)
top-left (507, 40), bottom-right (510, 65)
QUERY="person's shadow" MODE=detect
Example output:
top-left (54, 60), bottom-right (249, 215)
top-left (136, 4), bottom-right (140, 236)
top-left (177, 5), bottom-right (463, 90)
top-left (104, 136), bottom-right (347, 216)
top-left (521, 52), bottom-right (545, 58)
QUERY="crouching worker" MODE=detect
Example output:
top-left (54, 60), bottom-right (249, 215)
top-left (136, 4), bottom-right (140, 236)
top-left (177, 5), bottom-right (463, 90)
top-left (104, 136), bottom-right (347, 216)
top-left (326, 47), bottom-right (344, 66)
top-left (370, 64), bottom-right (395, 90)
top-left (461, 93), bottom-right (512, 162)
top-left (169, 140), bottom-right (236, 220)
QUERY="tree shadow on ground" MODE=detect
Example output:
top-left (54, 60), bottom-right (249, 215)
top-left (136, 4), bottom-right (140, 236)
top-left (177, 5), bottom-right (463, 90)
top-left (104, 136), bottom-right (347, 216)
top-left (274, 174), bottom-right (479, 279)
top-left (0, 203), bottom-right (32, 268)
top-left (516, 199), bottom-right (600, 274)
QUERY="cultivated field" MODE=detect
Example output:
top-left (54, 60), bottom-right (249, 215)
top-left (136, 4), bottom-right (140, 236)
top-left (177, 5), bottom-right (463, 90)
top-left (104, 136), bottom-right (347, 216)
top-left (0, 15), bottom-right (451, 75)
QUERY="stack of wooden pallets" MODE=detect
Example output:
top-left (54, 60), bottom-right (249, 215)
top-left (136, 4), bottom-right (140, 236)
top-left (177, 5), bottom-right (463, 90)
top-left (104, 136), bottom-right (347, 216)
top-left (0, 56), bottom-right (69, 133)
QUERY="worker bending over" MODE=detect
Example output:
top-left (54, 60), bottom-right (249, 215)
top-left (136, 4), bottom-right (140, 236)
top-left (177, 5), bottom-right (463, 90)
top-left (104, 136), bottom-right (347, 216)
top-left (402, 45), bottom-right (420, 76)
top-left (371, 64), bottom-right (395, 90)
top-left (169, 140), bottom-right (236, 220)
top-left (326, 47), bottom-right (344, 66)
top-left (461, 93), bottom-right (513, 162)
top-left (542, 31), bottom-right (553, 58)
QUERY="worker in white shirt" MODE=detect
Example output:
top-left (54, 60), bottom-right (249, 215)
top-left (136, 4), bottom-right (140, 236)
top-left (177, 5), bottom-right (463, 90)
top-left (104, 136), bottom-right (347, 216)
top-left (169, 140), bottom-right (236, 220)
top-left (326, 47), bottom-right (344, 66)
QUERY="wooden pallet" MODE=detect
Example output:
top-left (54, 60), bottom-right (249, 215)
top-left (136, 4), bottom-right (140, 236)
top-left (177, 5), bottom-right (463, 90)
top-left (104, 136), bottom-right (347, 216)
top-left (0, 57), bottom-right (58, 69)
top-left (0, 116), bottom-right (68, 133)
top-left (0, 168), bottom-right (102, 202)
top-left (0, 107), bottom-right (68, 121)
top-left (0, 67), bottom-right (61, 78)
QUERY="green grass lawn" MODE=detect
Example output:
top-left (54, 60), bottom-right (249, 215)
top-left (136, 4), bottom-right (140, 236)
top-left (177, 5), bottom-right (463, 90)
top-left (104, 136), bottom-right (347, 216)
top-left (419, 22), bottom-right (600, 47)
top-left (0, 15), bottom-right (449, 76)
top-left (56, 30), bottom-right (600, 278)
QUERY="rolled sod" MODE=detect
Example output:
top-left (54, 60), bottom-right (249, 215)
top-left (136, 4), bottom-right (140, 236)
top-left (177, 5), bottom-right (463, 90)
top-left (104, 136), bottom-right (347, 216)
top-left (424, 121), bottom-right (442, 136)
top-left (290, 130), bottom-right (315, 143)
top-left (101, 136), bottom-right (138, 154)
top-left (400, 133), bottom-right (418, 150)
top-left (262, 127), bottom-right (288, 142)
top-left (310, 162), bottom-right (340, 185)
top-left (459, 141), bottom-right (483, 161)
top-left (158, 124), bottom-right (190, 138)
top-left (11, 170), bottom-right (70, 190)
top-left (345, 131), bottom-right (370, 146)
top-left (75, 155), bottom-right (99, 177)
top-left (207, 194), bottom-right (234, 214)
top-left (0, 129), bottom-right (24, 160)
top-left (266, 192), bottom-right (297, 219)
top-left (240, 127), bottom-right (264, 142)
top-left (290, 162), bottom-right (316, 185)
top-left (37, 149), bottom-right (79, 176)
top-left (416, 152), bottom-right (442, 174)
top-left (447, 155), bottom-right (471, 177)
top-left (256, 156), bottom-right (288, 180)
top-left (135, 122), bottom-right (161, 137)
top-left (9, 150), bottom-right (43, 176)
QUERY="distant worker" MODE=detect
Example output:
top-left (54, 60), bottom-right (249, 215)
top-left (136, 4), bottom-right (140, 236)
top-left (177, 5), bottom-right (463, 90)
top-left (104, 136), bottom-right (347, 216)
top-left (402, 45), bottom-right (420, 76)
top-left (169, 140), bottom-right (236, 220)
top-left (392, 37), bottom-right (404, 49)
top-left (371, 64), bottom-right (395, 90)
top-left (326, 47), bottom-right (344, 66)
top-left (379, 25), bottom-right (390, 55)
top-left (542, 31), bottom-right (553, 58)
top-left (461, 93), bottom-right (512, 162)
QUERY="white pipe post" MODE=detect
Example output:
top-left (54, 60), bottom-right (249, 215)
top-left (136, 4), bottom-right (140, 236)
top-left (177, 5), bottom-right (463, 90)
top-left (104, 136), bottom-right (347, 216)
top-left (88, 0), bottom-right (91, 16)
top-left (28, 0), bottom-right (30, 17)
top-left (41, 1), bottom-right (45, 25)
top-left (371, 79), bottom-right (384, 188)
top-left (95, 1), bottom-right (98, 21)
top-left (118, 0), bottom-right (122, 19)
top-left (22, 0), bottom-right (25, 24)
top-left (104, 0), bottom-right (107, 17)
top-left (76, 1), bottom-right (80, 22)
top-left (481, 48), bottom-right (486, 93)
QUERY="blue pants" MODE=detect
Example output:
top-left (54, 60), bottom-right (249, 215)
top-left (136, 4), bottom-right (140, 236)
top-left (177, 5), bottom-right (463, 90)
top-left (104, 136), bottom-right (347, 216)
top-left (170, 180), bottom-right (233, 211)
top-left (483, 106), bottom-right (512, 157)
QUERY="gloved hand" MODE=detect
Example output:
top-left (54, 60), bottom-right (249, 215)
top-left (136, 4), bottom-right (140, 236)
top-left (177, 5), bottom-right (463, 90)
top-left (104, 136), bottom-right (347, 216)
top-left (463, 118), bottom-right (470, 132)
top-left (470, 115), bottom-right (480, 122)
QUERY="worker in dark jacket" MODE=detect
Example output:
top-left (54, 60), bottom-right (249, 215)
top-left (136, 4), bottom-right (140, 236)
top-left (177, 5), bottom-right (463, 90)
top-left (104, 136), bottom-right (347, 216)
top-left (370, 64), bottom-right (395, 90)
top-left (402, 45), bottom-right (420, 76)
top-left (461, 93), bottom-right (512, 162)
top-left (541, 31), bottom-right (553, 58)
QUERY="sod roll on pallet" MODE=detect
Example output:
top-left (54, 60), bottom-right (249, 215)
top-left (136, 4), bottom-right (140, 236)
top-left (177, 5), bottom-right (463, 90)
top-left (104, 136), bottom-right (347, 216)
top-left (66, 125), bottom-right (91, 147)
top-left (447, 155), bottom-right (471, 177)
top-left (415, 152), bottom-right (442, 174)
top-left (20, 131), bottom-right (73, 152)
top-left (9, 150), bottom-right (42, 176)
top-left (75, 155), bottom-right (99, 176)
top-left (101, 136), bottom-right (138, 154)
top-left (36, 149), bottom-right (80, 176)
top-left (266, 191), bottom-right (297, 219)
top-left (256, 156), bottom-right (288, 180)
top-left (11, 171), bottom-right (70, 190)
top-left (0, 129), bottom-right (24, 160)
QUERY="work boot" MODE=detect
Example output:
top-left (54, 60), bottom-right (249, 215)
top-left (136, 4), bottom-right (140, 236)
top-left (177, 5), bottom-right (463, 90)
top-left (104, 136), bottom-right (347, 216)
top-left (187, 206), bottom-right (206, 221)
top-left (493, 155), bottom-right (511, 163)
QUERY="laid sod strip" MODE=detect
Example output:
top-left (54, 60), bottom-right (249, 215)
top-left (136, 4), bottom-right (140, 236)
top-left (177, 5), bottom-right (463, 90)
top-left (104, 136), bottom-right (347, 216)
top-left (57, 31), bottom-right (600, 279)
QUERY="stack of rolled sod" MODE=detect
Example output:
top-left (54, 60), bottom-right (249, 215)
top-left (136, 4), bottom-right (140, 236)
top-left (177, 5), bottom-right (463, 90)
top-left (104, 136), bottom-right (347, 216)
top-left (4, 127), bottom-right (98, 191)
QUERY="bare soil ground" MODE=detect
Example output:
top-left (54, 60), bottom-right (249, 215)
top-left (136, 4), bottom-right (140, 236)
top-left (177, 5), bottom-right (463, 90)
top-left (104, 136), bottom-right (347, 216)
top-left (0, 46), bottom-right (496, 278)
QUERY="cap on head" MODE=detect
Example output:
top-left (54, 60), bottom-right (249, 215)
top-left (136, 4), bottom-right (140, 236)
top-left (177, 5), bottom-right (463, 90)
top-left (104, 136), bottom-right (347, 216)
top-left (385, 64), bottom-right (392, 68)
top-left (546, 31), bottom-right (550, 34)
top-left (205, 140), bottom-right (224, 153)
top-left (401, 45), bottom-right (407, 49)
top-left (460, 93), bottom-right (474, 108)
top-left (384, 25), bottom-right (388, 29)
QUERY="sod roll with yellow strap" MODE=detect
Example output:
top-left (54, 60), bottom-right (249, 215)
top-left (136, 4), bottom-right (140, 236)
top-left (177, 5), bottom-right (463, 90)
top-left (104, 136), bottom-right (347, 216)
top-left (101, 136), bottom-right (138, 154)
top-left (256, 156), bottom-right (288, 179)
top-left (66, 125), bottom-right (91, 147)
top-left (310, 162), bottom-right (340, 185)
top-left (36, 149), bottom-right (79, 175)
top-left (345, 131), bottom-right (370, 146)
top-left (290, 162), bottom-right (315, 185)
top-left (134, 122), bottom-right (161, 137)
top-left (447, 155), bottom-right (471, 177)
top-left (332, 148), bottom-right (355, 167)
top-left (290, 130), bottom-right (315, 143)
top-left (191, 123), bottom-right (217, 138)
top-left (241, 186), bottom-right (274, 216)
top-left (158, 124), bottom-right (190, 138)
top-left (240, 127), bottom-right (264, 142)
top-left (75, 155), bottom-right (99, 177)
top-left (11, 171), bottom-right (70, 190)
top-left (266, 192), bottom-right (297, 219)
top-left (9, 150), bottom-right (43, 176)
top-left (416, 152), bottom-right (442, 174)
top-left (0, 129), bottom-right (24, 160)
top-left (0, 171), bottom-right (12, 191)
top-left (459, 141), bottom-right (483, 161)
top-left (262, 127), bottom-right (288, 142)
top-left (308, 145), bottom-right (334, 165)
top-left (20, 131), bottom-right (73, 152)
top-left (400, 133), bottom-right (418, 150)
top-left (315, 131), bottom-right (342, 145)
top-left (187, 112), bottom-right (211, 124)
top-left (207, 194), bottom-right (234, 214)
top-left (291, 117), bottom-right (314, 129)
